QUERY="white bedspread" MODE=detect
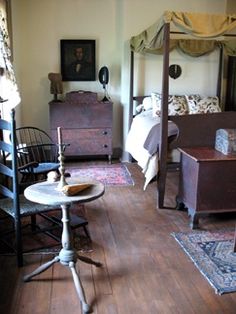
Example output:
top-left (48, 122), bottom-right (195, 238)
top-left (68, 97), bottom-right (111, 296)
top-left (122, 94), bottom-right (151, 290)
top-left (125, 111), bottom-right (160, 189)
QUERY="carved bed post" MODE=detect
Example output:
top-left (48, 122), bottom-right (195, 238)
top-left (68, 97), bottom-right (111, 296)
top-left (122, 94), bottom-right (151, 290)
top-left (157, 22), bottom-right (170, 209)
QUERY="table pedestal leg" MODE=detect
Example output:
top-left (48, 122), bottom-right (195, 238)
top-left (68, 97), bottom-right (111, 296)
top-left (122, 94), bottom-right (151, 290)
top-left (69, 261), bottom-right (91, 313)
top-left (23, 203), bottom-right (101, 313)
top-left (23, 256), bottom-right (60, 282)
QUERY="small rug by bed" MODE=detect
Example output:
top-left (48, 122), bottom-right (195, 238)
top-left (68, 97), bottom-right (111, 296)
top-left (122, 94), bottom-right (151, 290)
top-left (172, 229), bottom-right (236, 295)
top-left (66, 163), bottom-right (134, 186)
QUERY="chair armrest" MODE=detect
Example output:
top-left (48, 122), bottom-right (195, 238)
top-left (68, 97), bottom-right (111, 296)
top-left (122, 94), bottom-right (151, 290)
top-left (18, 161), bottom-right (39, 171)
top-left (62, 143), bottom-right (70, 152)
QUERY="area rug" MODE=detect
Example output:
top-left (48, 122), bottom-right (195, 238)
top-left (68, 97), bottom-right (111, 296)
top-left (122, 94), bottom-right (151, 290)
top-left (172, 229), bottom-right (236, 294)
top-left (66, 163), bottom-right (134, 186)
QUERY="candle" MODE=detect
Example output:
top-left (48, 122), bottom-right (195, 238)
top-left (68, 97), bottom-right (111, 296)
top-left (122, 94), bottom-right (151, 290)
top-left (57, 126), bottom-right (62, 146)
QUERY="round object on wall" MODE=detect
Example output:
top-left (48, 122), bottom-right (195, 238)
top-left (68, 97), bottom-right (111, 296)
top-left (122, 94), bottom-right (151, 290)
top-left (98, 66), bottom-right (110, 101)
top-left (98, 66), bottom-right (109, 87)
top-left (169, 64), bottom-right (182, 79)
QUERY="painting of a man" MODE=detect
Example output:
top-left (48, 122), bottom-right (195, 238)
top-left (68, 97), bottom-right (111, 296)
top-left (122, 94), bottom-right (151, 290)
top-left (67, 47), bottom-right (92, 80)
top-left (61, 40), bottom-right (95, 81)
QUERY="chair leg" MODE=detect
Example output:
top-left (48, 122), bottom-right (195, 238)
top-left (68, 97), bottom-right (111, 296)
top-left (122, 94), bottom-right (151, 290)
top-left (233, 226), bottom-right (236, 252)
top-left (14, 219), bottom-right (23, 267)
top-left (30, 214), bottom-right (37, 232)
top-left (83, 226), bottom-right (91, 241)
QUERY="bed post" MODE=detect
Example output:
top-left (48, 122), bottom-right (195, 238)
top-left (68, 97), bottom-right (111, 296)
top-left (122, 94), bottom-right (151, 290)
top-left (216, 45), bottom-right (223, 100)
top-left (127, 50), bottom-right (134, 162)
top-left (129, 50), bottom-right (134, 130)
top-left (157, 22), bottom-right (170, 209)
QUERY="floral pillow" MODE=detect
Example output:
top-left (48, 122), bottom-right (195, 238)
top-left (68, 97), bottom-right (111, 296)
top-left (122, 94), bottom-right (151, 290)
top-left (168, 95), bottom-right (189, 116)
top-left (186, 95), bottom-right (221, 114)
top-left (151, 92), bottom-right (162, 117)
top-left (151, 92), bottom-right (188, 117)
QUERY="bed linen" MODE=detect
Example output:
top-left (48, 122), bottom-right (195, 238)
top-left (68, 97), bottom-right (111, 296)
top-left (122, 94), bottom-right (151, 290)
top-left (126, 93), bottom-right (222, 189)
top-left (125, 110), bottom-right (178, 189)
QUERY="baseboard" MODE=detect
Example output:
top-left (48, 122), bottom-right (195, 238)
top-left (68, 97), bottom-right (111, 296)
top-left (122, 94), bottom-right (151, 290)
top-left (64, 147), bottom-right (123, 162)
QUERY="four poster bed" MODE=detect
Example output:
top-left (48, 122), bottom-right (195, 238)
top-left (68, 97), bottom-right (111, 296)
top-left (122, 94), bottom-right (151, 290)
top-left (126, 11), bottom-right (236, 209)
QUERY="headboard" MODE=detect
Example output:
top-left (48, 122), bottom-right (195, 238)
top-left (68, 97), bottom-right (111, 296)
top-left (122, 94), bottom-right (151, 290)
top-left (169, 111), bottom-right (236, 149)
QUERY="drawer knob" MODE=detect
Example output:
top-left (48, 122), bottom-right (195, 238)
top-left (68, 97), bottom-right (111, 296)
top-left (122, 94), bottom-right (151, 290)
top-left (103, 144), bottom-right (108, 148)
top-left (102, 131), bottom-right (108, 135)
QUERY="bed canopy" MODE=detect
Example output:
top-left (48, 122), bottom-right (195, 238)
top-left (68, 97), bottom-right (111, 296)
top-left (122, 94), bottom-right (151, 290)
top-left (129, 11), bottom-right (236, 208)
top-left (130, 11), bottom-right (236, 55)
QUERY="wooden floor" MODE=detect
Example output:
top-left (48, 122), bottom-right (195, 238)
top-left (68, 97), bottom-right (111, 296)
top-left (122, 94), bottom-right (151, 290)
top-left (1, 161), bottom-right (236, 314)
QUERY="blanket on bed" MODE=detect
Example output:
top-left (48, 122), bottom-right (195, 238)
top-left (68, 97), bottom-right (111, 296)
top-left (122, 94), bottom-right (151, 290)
top-left (143, 121), bottom-right (178, 155)
top-left (125, 111), bottom-right (179, 189)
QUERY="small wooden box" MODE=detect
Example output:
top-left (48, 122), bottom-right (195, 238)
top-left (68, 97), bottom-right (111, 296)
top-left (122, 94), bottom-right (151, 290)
top-left (215, 128), bottom-right (236, 155)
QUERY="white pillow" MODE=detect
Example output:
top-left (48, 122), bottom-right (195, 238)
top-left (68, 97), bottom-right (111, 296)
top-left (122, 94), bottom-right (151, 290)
top-left (186, 95), bottom-right (221, 114)
top-left (142, 96), bottom-right (153, 111)
top-left (136, 104), bottom-right (144, 113)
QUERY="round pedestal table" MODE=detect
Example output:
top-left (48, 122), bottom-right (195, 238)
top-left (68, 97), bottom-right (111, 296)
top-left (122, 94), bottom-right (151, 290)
top-left (23, 178), bottom-right (105, 314)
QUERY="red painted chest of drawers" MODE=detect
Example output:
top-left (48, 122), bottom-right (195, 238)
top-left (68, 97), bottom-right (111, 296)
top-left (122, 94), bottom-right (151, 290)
top-left (49, 91), bottom-right (113, 161)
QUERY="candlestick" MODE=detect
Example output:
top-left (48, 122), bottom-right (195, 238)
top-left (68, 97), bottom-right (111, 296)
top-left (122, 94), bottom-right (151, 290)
top-left (57, 127), bottom-right (62, 146)
top-left (57, 126), bottom-right (68, 189)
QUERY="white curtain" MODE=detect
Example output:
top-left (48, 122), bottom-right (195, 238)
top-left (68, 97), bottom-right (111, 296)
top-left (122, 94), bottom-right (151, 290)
top-left (0, 9), bottom-right (20, 114)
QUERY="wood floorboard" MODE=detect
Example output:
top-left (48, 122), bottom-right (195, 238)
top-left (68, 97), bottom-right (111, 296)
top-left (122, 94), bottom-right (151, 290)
top-left (0, 160), bottom-right (236, 313)
top-left (18, 255), bottom-right (54, 314)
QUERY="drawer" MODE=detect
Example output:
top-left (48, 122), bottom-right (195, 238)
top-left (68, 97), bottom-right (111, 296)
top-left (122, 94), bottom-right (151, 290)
top-left (51, 128), bottom-right (112, 156)
top-left (49, 101), bottom-right (113, 129)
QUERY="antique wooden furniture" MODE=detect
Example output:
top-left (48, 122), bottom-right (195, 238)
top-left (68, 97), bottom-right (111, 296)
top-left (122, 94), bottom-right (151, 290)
top-left (234, 228), bottom-right (236, 252)
top-left (0, 110), bottom-right (65, 267)
top-left (225, 56), bottom-right (236, 111)
top-left (49, 91), bottom-right (113, 162)
top-left (129, 11), bottom-right (236, 208)
top-left (16, 126), bottom-right (60, 183)
top-left (23, 177), bottom-right (105, 314)
top-left (178, 146), bottom-right (236, 229)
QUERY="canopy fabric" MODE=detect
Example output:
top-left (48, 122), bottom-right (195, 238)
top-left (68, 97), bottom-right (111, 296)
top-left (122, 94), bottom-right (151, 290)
top-left (222, 40), bottom-right (236, 56)
top-left (145, 39), bottom-right (220, 57)
top-left (130, 11), bottom-right (236, 56)
top-left (178, 39), bottom-right (217, 57)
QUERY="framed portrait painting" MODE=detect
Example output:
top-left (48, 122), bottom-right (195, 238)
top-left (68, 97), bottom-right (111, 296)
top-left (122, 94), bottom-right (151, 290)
top-left (60, 39), bottom-right (96, 81)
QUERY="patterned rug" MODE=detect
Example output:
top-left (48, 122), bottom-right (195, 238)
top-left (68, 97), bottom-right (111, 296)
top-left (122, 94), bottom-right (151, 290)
top-left (66, 163), bottom-right (134, 186)
top-left (172, 229), bottom-right (236, 294)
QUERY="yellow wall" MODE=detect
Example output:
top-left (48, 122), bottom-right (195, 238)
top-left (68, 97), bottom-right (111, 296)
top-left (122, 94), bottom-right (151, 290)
top-left (227, 0), bottom-right (236, 13)
top-left (10, 0), bottom-right (229, 156)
